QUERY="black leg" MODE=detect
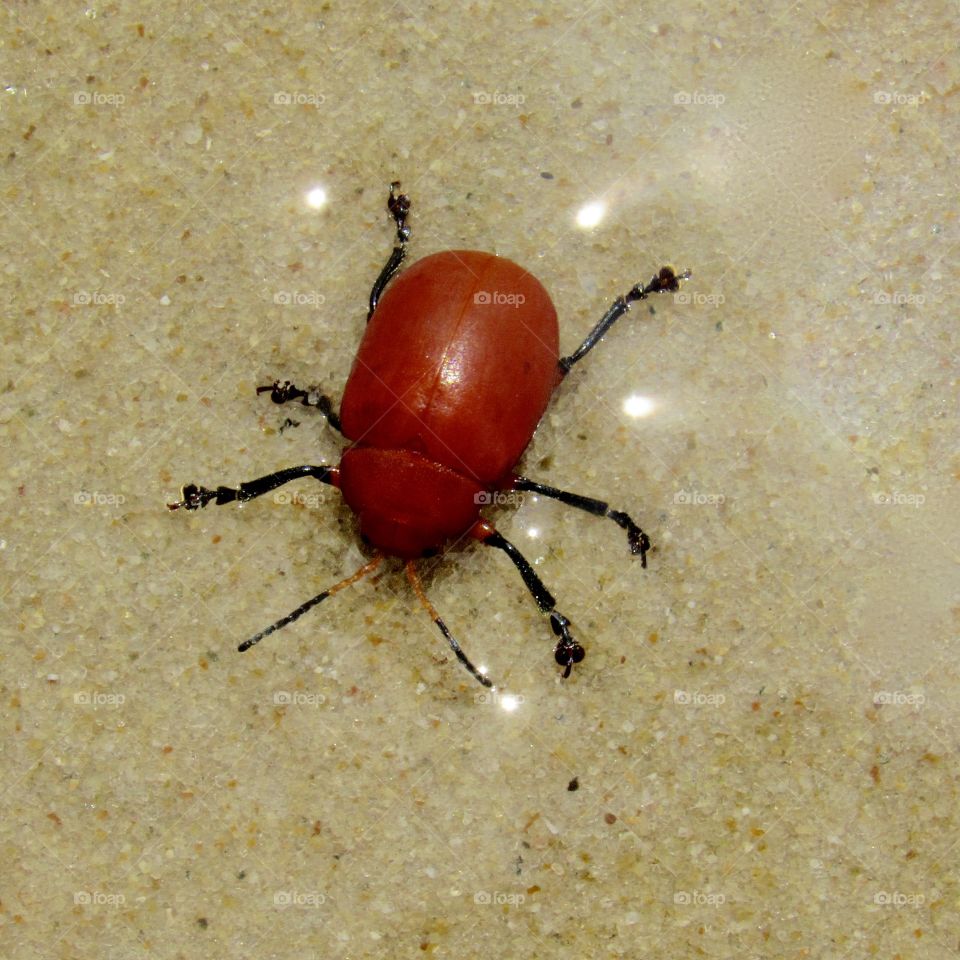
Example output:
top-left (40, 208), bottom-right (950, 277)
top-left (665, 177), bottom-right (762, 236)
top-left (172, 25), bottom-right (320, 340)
top-left (558, 266), bottom-right (689, 375)
top-left (477, 527), bottom-right (584, 679)
top-left (509, 476), bottom-right (651, 567)
top-left (167, 464), bottom-right (337, 510)
top-left (256, 380), bottom-right (343, 434)
top-left (367, 181), bottom-right (411, 320)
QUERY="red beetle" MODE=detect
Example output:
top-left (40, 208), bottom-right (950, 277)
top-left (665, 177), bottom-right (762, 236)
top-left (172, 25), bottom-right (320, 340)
top-left (170, 183), bottom-right (686, 687)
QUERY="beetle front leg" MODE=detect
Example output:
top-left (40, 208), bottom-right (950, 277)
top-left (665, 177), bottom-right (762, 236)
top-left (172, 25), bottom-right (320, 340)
top-left (471, 520), bottom-right (584, 678)
top-left (168, 464), bottom-right (339, 510)
top-left (559, 266), bottom-right (689, 375)
top-left (506, 475), bottom-right (651, 567)
top-left (256, 381), bottom-right (343, 434)
top-left (367, 181), bottom-right (411, 320)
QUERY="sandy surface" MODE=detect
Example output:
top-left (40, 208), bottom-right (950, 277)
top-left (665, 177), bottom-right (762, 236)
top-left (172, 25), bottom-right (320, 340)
top-left (2, 2), bottom-right (957, 958)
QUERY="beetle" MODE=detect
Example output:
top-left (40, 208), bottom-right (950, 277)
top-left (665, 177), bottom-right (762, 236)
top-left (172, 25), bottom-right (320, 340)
top-left (169, 182), bottom-right (686, 688)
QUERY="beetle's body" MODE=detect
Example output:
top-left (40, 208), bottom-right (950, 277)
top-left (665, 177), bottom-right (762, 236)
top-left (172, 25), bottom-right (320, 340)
top-left (339, 250), bottom-right (560, 559)
top-left (170, 183), bottom-right (686, 686)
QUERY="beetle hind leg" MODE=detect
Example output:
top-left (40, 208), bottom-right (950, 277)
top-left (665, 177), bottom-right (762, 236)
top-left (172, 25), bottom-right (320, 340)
top-left (471, 521), bottom-right (585, 678)
top-left (506, 475), bottom-right (651, 566)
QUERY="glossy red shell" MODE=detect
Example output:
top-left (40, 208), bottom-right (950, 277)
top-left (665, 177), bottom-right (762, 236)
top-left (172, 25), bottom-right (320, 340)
top-left (338, 250), bottom-right (560, 557)
top-left (340, 250), bottom-right (560, 485)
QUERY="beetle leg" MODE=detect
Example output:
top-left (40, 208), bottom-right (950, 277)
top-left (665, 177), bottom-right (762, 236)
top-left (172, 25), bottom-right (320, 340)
top-left (506, 476), bottom-right (650, 567)
top-left (167, 464), bottom-right (339, 510)
top-left (367, 181), bottom-right (412, 320)
top-left (238, 554), bottom-right (383, 652)
top-left (406, 561), bottom-right (493, 688)
top-left (558, 266), bottom-right (690, 375)
top-left (256, 380), bottom-right (343, 434)
top-left (471, 522), bottom-right (585, 679)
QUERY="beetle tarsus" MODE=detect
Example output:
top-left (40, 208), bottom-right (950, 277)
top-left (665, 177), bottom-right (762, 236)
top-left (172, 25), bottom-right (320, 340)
top-left (624, 265), bottom-right (689, 304)
top-left (607, 509), bottom-right (651, 567)
top-left (167, 483), bottom-right (223, 510)
top-left (387, 181), bottom-right (411, 243)
top-left (256, 380), bottom-right (342, 433)
top-left (550, 612), bottom-right (585, 679)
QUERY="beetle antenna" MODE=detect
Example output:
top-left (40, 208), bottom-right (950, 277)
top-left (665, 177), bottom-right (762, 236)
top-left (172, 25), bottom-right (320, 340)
top-left (405, 561), bottom-right (494, 689)
top-left (238, 554), bottom-right (383, 652)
